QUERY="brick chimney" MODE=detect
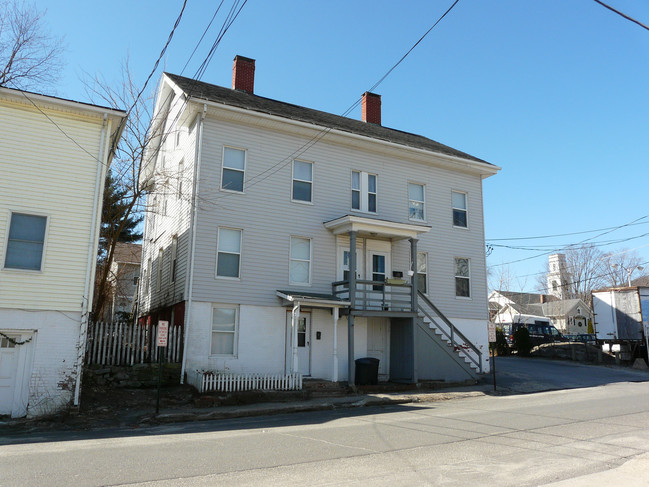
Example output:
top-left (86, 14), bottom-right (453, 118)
top-left (361, 92), bottom-right (381, 125)
top-left (232, 55), bottom-right (255, 94)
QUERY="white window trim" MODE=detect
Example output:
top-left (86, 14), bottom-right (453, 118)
top-left (416, 251), bottom-right (428, 294)
top-left (454, 257), bottom-right (472, 300)
top-left (156, 248), bottom-right (163, 292)
top-left (291, 159), bottom-right (314, 205)
top-left (452, 190), bottom-right (469, 229)
top-left (170, 235), bottom-right (178, 283)
top-left (215, 227), bottom-right (242, 280)
top-left (2, 210), bottom-right (50, 273)
top-left (351, 170), bottom-right (378, 214)
top-left (210, 303), bottom-right (239, 357)
top-left (220, 145), bottom-right (247, 193)
top-left (289, 235), bottom-right (312, 286)
top-left (177, 158), bottom-right (184, 199)
top-left (408, 182), bottom-right (426, 222)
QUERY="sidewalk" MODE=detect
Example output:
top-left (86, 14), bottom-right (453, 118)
top-left (1, 380), bottom-right (496, 434)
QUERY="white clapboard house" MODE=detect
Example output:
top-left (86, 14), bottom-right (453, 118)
top-left (0, 86), bottom-right (125, 417)
top-left (137, 56), bottom-right (499, 389)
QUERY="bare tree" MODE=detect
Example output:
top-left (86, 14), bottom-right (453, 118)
top-left (489, 264), bottom-right (527, 294)
top-left (563, 245), bottom-right (609, 303)
top-left (0, 1), bottom-right (64, 90)
top-left (86, 61), bottom-right (152, 320)
top-left (603, 249), bottom-right (648, 287)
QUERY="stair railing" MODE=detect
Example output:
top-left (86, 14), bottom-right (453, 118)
top-left (418, 291), bottom-right (483, 373)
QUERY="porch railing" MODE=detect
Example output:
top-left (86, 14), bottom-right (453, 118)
top-left (332, 279), bottom-right (413, 312)
top-left (417, 291), bottom-right (483, 373)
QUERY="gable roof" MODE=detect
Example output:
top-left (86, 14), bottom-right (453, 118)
top-left (113, 243), bottom-right (142, 265)
top-left (164, 72), bottom-right (492, 165)
top-left (495, 290), bottom-right (557, 306)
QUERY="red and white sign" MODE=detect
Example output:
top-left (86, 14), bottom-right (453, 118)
top-left (157, 320), bottom-right (169, 347)
top-left (488, 322), bottom-right (497, 343)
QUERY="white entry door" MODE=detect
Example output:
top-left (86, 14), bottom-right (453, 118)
top-left (366, 250), bottom-right (391, 310)
top-left (286, 312), bottom-right (311, 376)
top-left (0, 333), bottom-right (31, 417)
top-left (367, 318), bottom-right (390, 380)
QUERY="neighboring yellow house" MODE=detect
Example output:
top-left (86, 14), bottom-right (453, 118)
top-left (0, 86), bottom-right (125, 417)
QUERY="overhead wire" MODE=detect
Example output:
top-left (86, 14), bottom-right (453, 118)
top-left (593, 0), bottom-right (649, 32)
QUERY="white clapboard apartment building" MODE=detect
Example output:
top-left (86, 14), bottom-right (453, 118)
top-left (0, 86), bottom-right (125, 417)
top-left (137, 56), bottom-right (499, 387)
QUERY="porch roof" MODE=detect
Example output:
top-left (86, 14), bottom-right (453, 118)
top-left (323, 215), bottom-right (431, 240)
top-left (276, 290), bottom-right (351, 309)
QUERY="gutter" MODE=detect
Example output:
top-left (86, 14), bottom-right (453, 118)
top-left (74, 113), bottom-right (111, 406)
top-left (180, 104), bottom-right (207, 383)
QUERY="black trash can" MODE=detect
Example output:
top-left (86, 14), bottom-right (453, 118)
top-left (355, 357), bottom-right (380, 385)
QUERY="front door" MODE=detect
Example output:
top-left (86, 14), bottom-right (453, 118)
top-left (0, 336), bottom-right (20, 415)
top-left (367, 318), bottom-right (390, 380)
top-left (366, 250), bottom-right (391, 310)
top-left (286, 312), bottom-right (311, 376)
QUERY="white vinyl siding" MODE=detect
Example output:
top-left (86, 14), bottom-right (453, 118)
top-left (221, 146), bottom-right (245, 192)
top-left (289, 236), bottom-right (311, 285)
top-left (216, 227), bottom-right (242, 279)
top-left (452, 191), bottom-right (468, 228)
top-left (292, 160), bottom-right (313, 203)
top-left (188, 115), bottom-right (489, 322)
top-left (211, 305), bottom-right (238, 356)
top-left (0, 97), bottom-right (111, 311)
top-left (408, 183), bottom-right (425, 221)
top-left (4, 213), bottom-right (47, 271)
top-left (455, 257), bottom-right (471, 298)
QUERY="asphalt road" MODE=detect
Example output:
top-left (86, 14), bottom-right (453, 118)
top-left (1, 359), bottom-right (649, 486)
top-left (489, 356), bottom-right (649, 393)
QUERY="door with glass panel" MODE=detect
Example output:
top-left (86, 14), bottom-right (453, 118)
top-left (366, 250), bottom-right (391, 310)
top-left (337, 246), bottom-right (363, 300)
top-left (285, 312), bottom-right (311, 376)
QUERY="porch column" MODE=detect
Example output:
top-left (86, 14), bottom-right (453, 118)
top-left (410, 238), bottom-right (419, 311)
top-left (333, 307), bottom-right (339, 382)
top-left (348, 231), bottom-right (357, 386)
top-left (410, 237), bottom-right (419, 383)
top-left (292, 302), bottom-right (300, 373)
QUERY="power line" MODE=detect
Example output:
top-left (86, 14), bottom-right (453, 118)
top-left (209, 0), bottom-right (461, 203)
top-left (491, 214), bottom-right (649, 267)
top-left (487, 218), bottom-right (649, 242)
top-left (593, 0), bottom-right (649, 32)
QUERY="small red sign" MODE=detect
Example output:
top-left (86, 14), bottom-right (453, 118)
top-left (157, 321), bottom-right (169, 347)
top-left (488, 322), bottom-right (497, 343)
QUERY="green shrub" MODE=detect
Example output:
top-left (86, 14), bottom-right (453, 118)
top-left (513, 327), bottom-right (533, 356)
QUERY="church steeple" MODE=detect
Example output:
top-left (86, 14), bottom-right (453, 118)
top-left (547, 253), bottom-right (570, 299)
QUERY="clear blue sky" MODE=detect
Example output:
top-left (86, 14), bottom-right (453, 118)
top-left (34, 0), bottom-right (649, 291)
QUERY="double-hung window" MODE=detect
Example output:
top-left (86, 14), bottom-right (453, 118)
top-left (417, 251), bottom-right (428, 294)
top-left (289, 236), bottom-right (311, 285)
top-left (4, 213), bottom-right (47, 271)
top-left (216, 228), bottom-right (242, 278)
top-left (455, 257), bottom-right (471, 298)
top-left (452, 191), bottom-right (468, 228)
top-left (211, 305), bottom-right (238, 356)
top-left (351, 171), bottom-right (377, 213)
top-left (409, 183), bottom-right (425, 221)
top-left (221, 147), bottom-right (245, 192)
top-left (292, 160), bottom-right (313, 203)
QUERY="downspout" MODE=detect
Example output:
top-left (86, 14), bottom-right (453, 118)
top-left (180, 104), bottom-right (207, 383)
top-left (74, 113), bottom-right (111, 406)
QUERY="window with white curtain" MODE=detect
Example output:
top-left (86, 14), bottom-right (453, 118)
top-left (289, 236), bottom-right (311, 285)
top-left (211, 305), bottom-right (238, 355)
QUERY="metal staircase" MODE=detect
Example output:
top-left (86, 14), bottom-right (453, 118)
top-left (417, 291), bottom-right (483, 379)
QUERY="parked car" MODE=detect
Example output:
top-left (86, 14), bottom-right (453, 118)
top-left (503, 321), bottom-right (568, 348)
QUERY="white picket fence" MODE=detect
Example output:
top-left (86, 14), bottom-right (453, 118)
top-left (85, 321), bottom-right (183, 366)
top-left (187, 370), bottom-right (303, 393)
